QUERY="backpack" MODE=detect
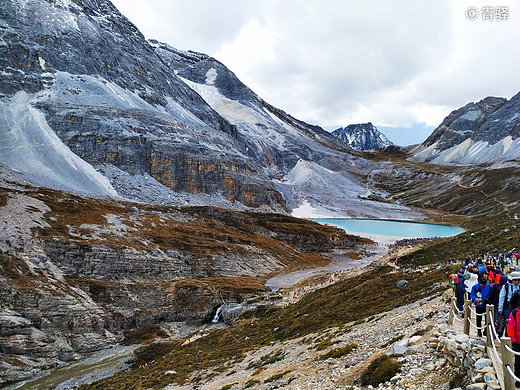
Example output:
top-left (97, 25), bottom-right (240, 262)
top-left (448, 273), bottom-right (458, 289)
top-left (511, 289), bottom-right (520, 311)
top-left (509, 308), bottom-right (519, 335)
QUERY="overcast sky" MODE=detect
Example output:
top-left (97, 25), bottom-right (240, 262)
top-left (111, 0), bottom-right (519, 146)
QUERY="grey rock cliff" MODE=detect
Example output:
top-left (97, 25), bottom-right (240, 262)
top-left (0, 0), bottom-right (283, 208)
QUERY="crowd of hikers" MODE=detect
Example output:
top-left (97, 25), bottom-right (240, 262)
top-left (449, 249), bottom-right (520, 386)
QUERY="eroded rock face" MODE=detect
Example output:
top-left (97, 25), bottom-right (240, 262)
top-left (0, 185), bottom-right (362, 385)
top-left (0, 0), bottom-right (285, 209)
top-left (423, 96), bottom-right (516, 150)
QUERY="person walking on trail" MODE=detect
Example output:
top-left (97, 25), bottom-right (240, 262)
top-left (506, 290), bottom-right (520, 388)
top-left (471, 277), bottom-right (490, 337)
top-left (494, 268), bottom-right (503, 284)
top-left (498, 271), bottom-right (520, 337)
top-left (486, 275), bottom-right (508, 326)
top-left (455, 269), bottom-right (469, 313)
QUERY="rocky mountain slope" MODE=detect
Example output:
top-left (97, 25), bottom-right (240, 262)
top-left (0, 0), bottom-right (427, 220)
top-left (2, 1), bottom-right (519, 221)
top-left (410, 92), bottom-right (520, 165)
top-left (332, 122), bottom-right (393, 151)
top-left (0, 0), bottom-right (282, 209)
top-left (146, 40), bottom-right (419, 219)
top-left (0, 169), bottom-right (370, 385)
top-left (2, 1), bottom-right (520, 389)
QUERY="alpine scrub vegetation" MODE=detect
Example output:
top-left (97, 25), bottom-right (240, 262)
top-left (360, 355), bottom-right (401, 386)
top-left (81, 266), bottom-right (447, 389)
top-left (317, 343), bottom-right (358, 361)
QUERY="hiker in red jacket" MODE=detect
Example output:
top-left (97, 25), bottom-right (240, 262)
top-left (495, 268), bottom-right (504, 284)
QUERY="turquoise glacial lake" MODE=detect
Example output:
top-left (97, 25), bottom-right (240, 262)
top-left (313, 218), bottom-right (465, 240)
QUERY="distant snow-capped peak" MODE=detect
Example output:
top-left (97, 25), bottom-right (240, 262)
top-left (332, 122), bottom-right (393, 151)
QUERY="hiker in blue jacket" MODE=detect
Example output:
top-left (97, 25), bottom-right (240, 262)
top-left (471, 277), bottom-right (490, 337)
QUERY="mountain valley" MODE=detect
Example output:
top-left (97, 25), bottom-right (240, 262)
top-left (1, 1), bottom-right (519, 389)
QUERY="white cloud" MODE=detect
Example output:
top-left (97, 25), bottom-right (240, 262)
top-left (216, 18), bottom-right (281, 72)
top-left (111, 0), bottom-right (520, 145)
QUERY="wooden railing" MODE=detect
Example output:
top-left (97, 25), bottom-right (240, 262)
top-left (448, 296), bottom-right (520, 390)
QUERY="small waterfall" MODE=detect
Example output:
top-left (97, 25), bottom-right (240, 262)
top-left (211, 306), bottom-right (222, 323)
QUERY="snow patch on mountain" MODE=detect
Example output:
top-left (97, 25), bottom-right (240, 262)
top-left (277, 159), bottom-right (424, 219)
top-left (411, 136), bottom-right (520, 165)
top-left (205, 68), bottom-right (218, 85)
top-left (0, 91), bottom-right (117, 197)
top-left (182, 77), bottom-right (263, 126)
top-left (283, 159), bottom-right (359, 190)
top-left (291, 200), bottom-right (330, 219)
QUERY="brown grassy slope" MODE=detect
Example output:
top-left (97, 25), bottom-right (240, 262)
top-left (82, 265), bottom-right (446, 389)
top-left (0, 185), bottom-right (371, 312)
top-left (21, 186), bottom-right (367, 270)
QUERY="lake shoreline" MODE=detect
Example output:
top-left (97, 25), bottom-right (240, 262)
top-left (313, 218), bottom-right (465, 241)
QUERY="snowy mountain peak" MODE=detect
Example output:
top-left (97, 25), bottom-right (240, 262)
top-left (410, 92), bottom-right (520, 165)
top-left (332, 122), bottom-right (393, 151)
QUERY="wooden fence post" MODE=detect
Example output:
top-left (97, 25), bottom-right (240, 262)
top-left (486, 304), bottom-right (494, 346)
top-left (448, 297), bottom-right (456, 326)
top-left (464, 299), bottom-right (471, 335)
top-left (502, 337), bottom-right (515, 390)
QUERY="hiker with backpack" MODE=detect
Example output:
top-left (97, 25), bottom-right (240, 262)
top-left (471, 277), bottom-right (490, 337)
top-left (506, 289), bottom-right (520, 388)
top-left (454, 268), bottom-right (469, 313)
top-left (498, 271), bottom-right (520, 337)
top-left (486, 275), bottom-right (508, 326)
